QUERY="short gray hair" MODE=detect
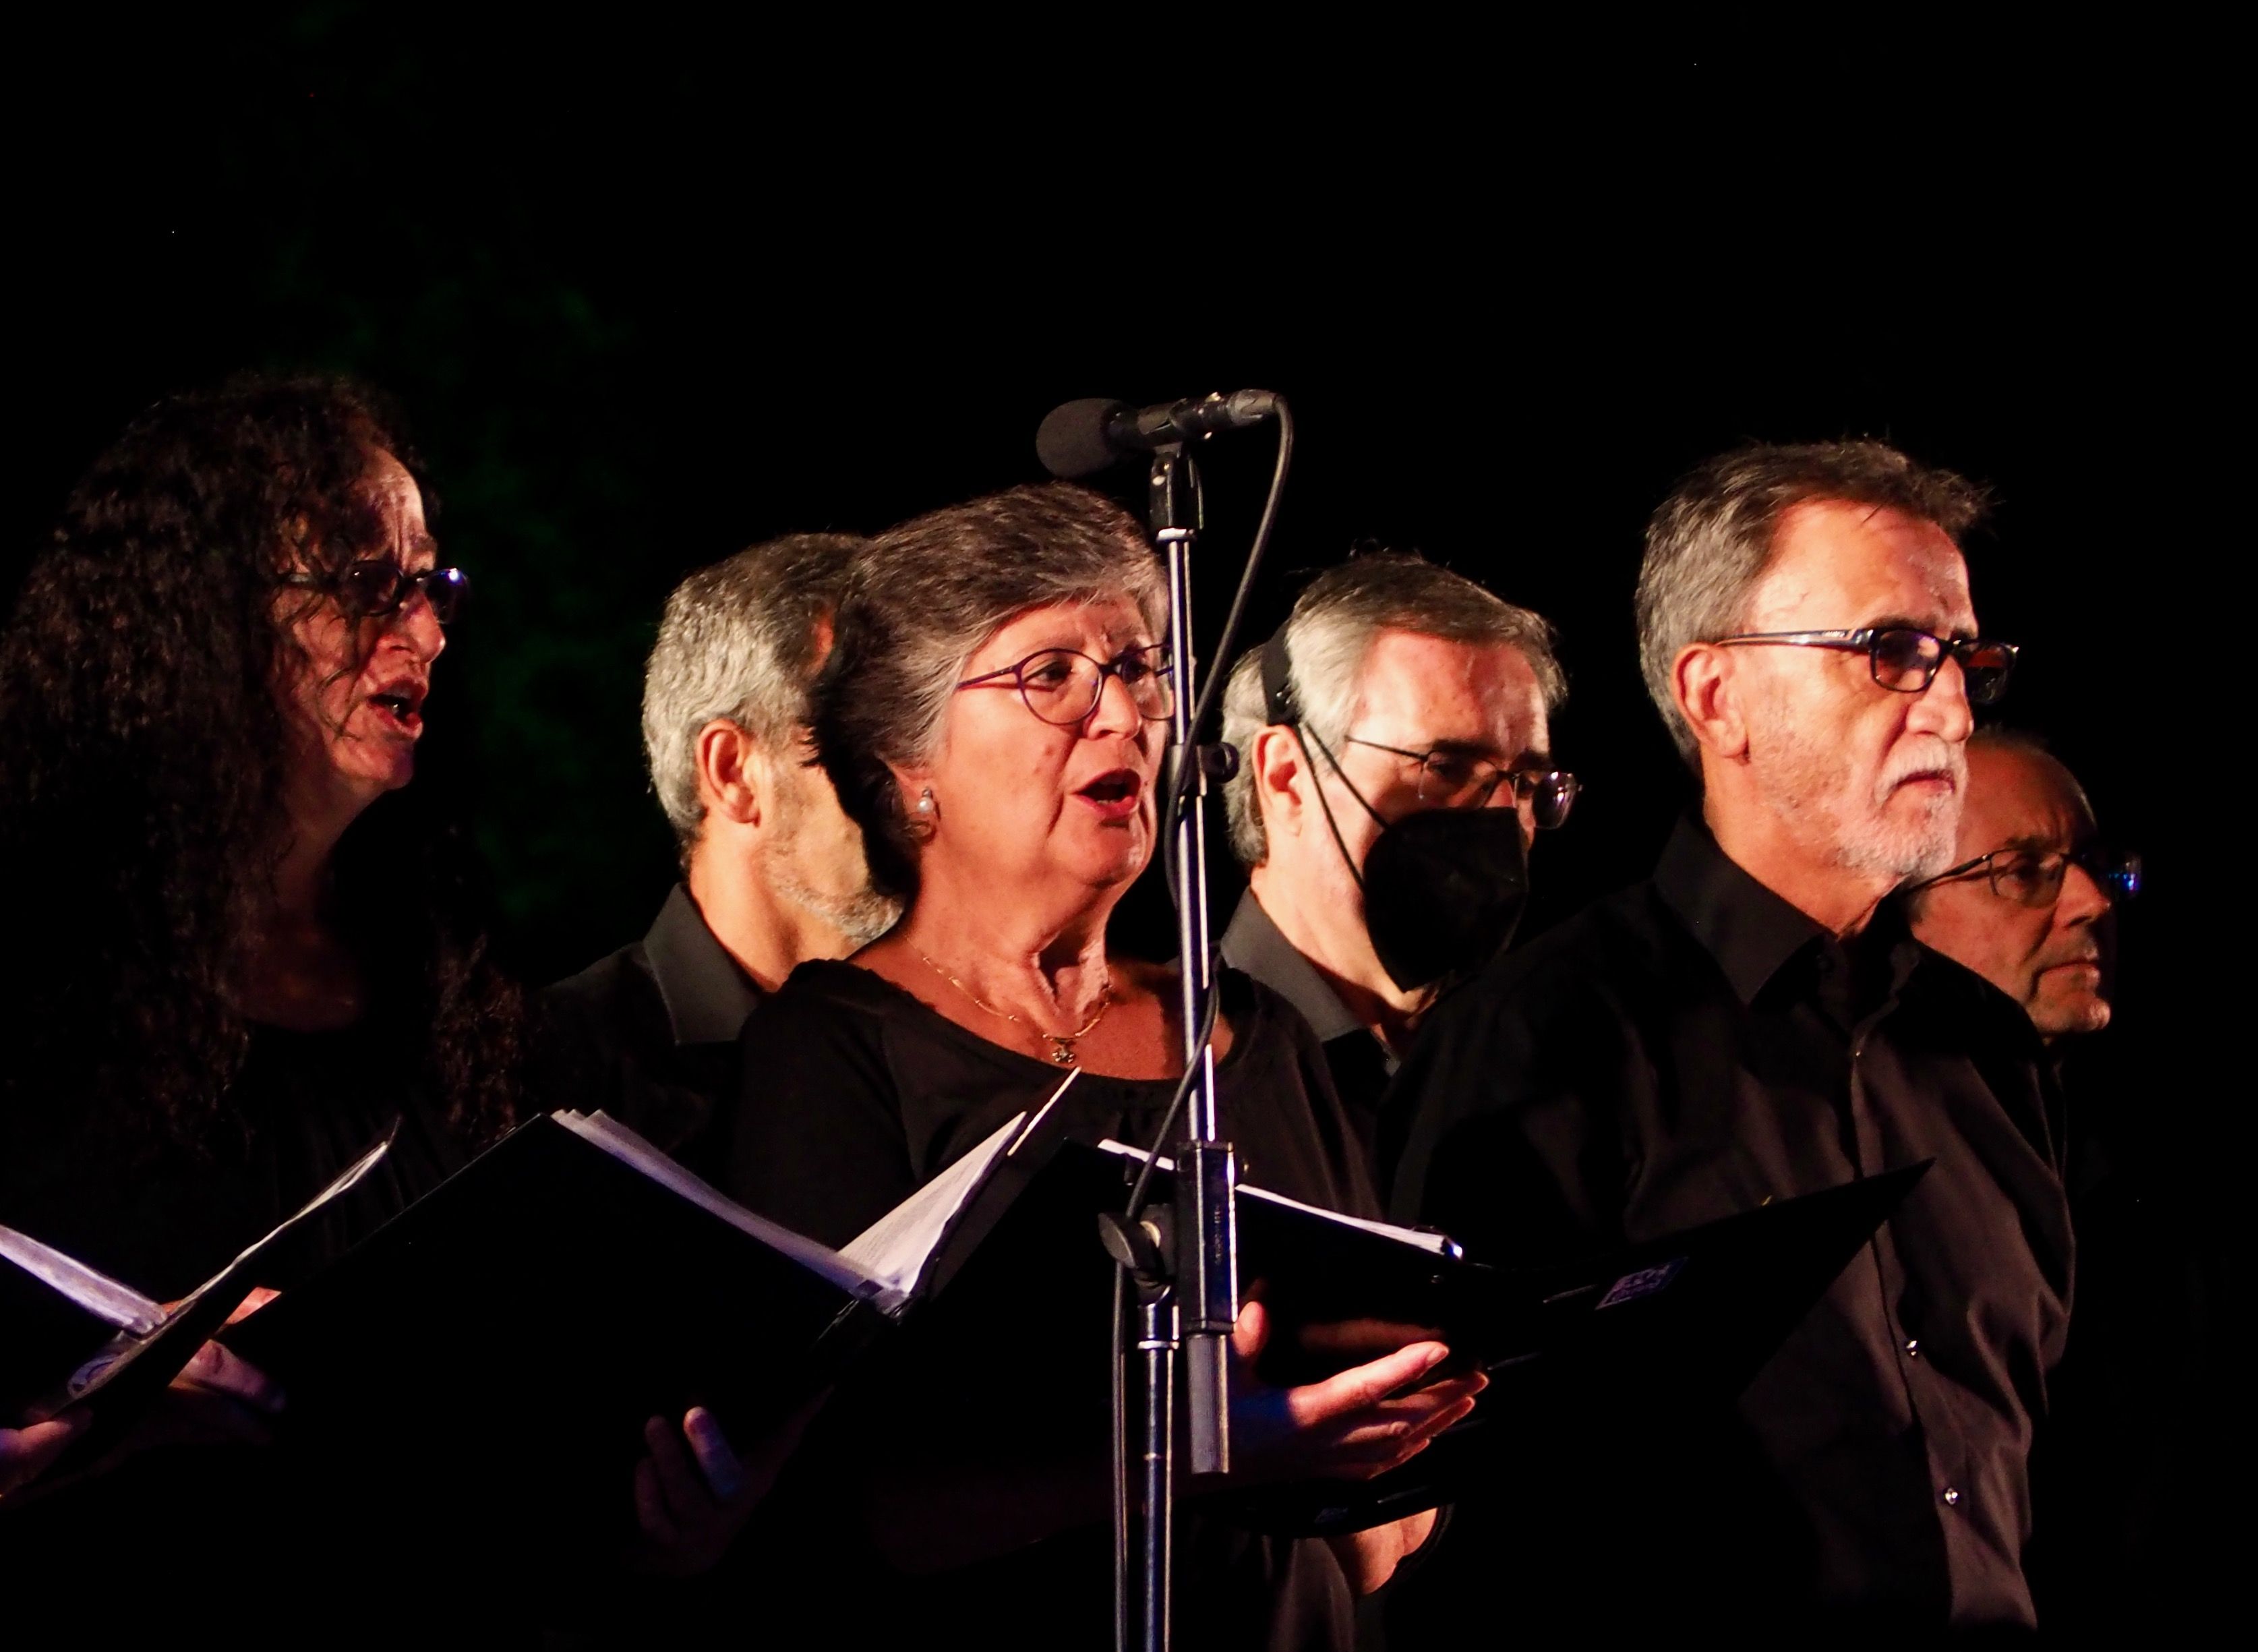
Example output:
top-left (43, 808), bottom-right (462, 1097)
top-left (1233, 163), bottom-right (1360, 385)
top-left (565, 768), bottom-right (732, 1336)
top-left (1220, 552), bottom-right (1566, 867)
top-left (1636, 440), bottom-right (1987, 767)
top-left (641, 533), bottom-right (865, 847)
top-left (815, 483), bottom-right (1166, 901)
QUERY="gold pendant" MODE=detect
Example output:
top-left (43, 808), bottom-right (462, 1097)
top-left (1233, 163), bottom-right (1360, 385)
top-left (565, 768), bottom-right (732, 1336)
top-left (1047, 1040), bottom-right (1077, 1066)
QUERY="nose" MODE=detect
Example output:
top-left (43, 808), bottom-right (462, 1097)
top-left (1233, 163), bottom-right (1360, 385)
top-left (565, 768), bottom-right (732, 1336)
top-left (1083, 665), bottom-right (1142, 738)
top-left (1907, 653), bottom-right (1975, 744)
top-left (388, 589), bottom-right (447, 663)
top-left (2056, 859), bottom-right (2113, 925)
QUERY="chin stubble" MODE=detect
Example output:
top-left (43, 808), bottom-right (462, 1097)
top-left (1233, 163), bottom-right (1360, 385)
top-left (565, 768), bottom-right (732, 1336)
top-left (1752, 708), bottom-right (1965, 883)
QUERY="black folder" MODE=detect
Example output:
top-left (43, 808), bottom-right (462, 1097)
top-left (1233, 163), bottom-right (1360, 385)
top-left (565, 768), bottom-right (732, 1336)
top-left (201, 1101), bottom-right (1916, 1556)
top-left (0, 1127), bottom-right (394, 1463)
top-left (1215, 1160), bottom-right (1932, 1535)
top-left (216, 1090), bottom-right (1083, 1560)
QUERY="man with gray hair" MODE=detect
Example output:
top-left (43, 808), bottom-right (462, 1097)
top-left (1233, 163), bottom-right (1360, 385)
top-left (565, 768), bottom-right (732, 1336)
top-left (1387, 442), bottom-right (2072, 1634)
top-left (1217, 552), bottom-right (1574, 1173)
top-left (539, 533), bottom-right (897, 1181)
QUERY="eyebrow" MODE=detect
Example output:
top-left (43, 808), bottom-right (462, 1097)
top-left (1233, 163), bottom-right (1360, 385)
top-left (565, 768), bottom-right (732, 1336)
top-left (1012, 632), bottom-right (1157, 658)
top-left (379, 529), bottom-right (442, 567)
top-left (1418, 737), bottom-right (1554, 771)
top-left (1987, 833), bottom-right (2069, 858)
top-left (1866, 612), bottom-right (1978, 640)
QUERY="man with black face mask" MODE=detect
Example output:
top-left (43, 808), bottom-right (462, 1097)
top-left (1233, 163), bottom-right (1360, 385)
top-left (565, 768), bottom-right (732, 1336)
top-left (1217, 552), bottom-right (1573, 1185)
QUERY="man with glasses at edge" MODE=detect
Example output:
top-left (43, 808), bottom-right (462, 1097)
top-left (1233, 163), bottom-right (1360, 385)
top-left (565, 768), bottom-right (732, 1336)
top-left (1906, 731), bottom-right (2214, 1626)
top-left (1385, 442), bottom-right (2073, 1636)
top-left (1903, 726), bottom-right (2137, 1046)
top-left (1216, 552), bottom-right (1574, 1187)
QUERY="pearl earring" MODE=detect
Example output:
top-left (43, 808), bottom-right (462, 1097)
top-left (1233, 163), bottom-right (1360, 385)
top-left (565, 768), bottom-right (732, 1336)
top-left (916, 788), bottom-right (936, 815)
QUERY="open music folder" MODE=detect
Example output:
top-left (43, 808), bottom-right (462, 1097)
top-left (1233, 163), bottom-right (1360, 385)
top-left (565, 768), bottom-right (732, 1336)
top-left (213, 1079), bottom-right (1082, 1554)
top-left (0, 1126), bottom-right (394, 1459)
top-left (195, 1088), bottom-right (1920, 1553)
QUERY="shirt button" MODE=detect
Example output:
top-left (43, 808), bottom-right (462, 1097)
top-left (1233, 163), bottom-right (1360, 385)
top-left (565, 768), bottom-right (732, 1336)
top-left (1941, 1487), bottom-right (1961, 1508)
top-left (1905, 1338), bottom-right (1922, 1358)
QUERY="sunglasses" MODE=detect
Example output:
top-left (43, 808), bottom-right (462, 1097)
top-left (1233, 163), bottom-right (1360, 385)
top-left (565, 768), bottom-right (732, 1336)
top-left (283, 561), bottom-right (470, 626)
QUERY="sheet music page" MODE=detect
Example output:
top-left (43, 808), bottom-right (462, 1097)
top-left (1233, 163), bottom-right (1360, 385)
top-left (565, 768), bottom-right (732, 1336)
top-left (176, 1121), bottom-right (400, 1314)
top-left (1095, 1140), bottom-right (1456, 1256)
top-left (0, 1226), bottom-right (167, 1336)
top-left (1, 1123), bottom-right (398, 1348)
top-left (55, 1123), bottom-right (401, 1410)
top-left (837, 1109), bottom-right (1028, 1304)
top-left (553, 1111), bottom-right (893, 1306)
top-left (839, 1069), bottom-right (1079, 1301)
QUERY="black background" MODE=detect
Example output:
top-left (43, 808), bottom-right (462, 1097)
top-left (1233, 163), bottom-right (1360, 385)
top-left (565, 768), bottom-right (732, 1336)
top-left (7, 7), bottom-right (2238, 1623)
top-left (10, 14), bottom-right (2233, 1108)
top-left (12, 20), bottom-right (2227, 999)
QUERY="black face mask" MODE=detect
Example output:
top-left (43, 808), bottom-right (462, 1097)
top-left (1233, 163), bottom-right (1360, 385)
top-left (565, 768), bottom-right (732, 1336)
top-left (1295, 722), bottom-right (1531, 993)
top-left (1360, 803), bottom-right (1529, 993)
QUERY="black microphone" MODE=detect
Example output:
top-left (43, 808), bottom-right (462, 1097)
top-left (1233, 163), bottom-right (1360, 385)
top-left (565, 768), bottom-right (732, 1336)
top-left (1036, 389), bottom-right (1281, 479)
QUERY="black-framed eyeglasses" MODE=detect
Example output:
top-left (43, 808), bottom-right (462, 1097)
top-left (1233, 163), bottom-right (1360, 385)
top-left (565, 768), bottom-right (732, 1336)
top-left (1909, 844), bottom-right (2142, 908)
top-left (1710, 627), bottom-right (2017, 705)
top-left (955, 643), bottom-right (1174, 727)
top-left (283, 561), bottom-right (470, 626)
top-left (1342, 736), bottom-right (1581, 829)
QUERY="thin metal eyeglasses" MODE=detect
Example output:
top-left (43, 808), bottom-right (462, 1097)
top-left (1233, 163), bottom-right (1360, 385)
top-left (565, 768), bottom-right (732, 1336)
top-left (955, 643), bottom-right (1174, 726)
top-left (281, 561), bottom-right (471, 626)
top-left (1710, 627), bottom-right (2018, 705)
top-left (1909, 844), bottom-right (2142, 908)
top-left (1342, 736), bottom-right (1581, 829)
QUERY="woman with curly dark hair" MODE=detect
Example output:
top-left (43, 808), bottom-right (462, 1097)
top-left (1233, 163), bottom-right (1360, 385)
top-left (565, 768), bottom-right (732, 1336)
top-left (0, 376), bottom-right (800, 1614)
top-left (0, 374), bottom-right (514, 1295)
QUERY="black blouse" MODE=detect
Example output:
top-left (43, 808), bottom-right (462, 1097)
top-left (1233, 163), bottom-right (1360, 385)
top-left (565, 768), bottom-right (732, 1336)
top-left (726, 960), bottom-right (1376, 1652)
top-left (0, 1019), bottom-right (465, 1303)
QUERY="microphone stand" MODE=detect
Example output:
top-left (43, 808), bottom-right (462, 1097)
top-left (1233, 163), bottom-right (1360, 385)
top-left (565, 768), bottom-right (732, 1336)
top-left (1103, 442), bottom-right (1241, 1652)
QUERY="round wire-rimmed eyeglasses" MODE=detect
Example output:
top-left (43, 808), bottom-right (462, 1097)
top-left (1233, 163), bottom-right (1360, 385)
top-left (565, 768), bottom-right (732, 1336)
top-left (956, 643), bottom-right (1175, 726)
top-left (1907, 844), bottom-right (2142, 908)
top-left (1710, 627), bottom-right (2017, 705)
top-left (281, 561), bottom-right (471, 626)
top-left (1342, 736), bottom-right (1581, 829)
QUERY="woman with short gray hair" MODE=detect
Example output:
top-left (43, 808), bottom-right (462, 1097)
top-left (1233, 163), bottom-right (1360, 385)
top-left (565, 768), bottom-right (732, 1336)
top-left (727, 482), bottom-right (1481, 1649)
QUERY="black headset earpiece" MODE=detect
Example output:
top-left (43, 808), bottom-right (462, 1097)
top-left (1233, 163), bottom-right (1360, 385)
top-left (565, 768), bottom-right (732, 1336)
top-left (1260, 624), bottom-right (1298, 726)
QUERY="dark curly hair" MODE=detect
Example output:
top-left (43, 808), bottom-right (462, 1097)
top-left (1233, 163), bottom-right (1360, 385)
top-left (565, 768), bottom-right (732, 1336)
top-left (0, 375), bottom-right (520, 1157)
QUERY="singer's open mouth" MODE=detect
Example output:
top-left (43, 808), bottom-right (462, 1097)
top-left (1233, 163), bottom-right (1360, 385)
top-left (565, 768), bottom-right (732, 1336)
top-left (1076, 769), bottom-right (1142, 819)
top-left (366, 682), bottom-right (427, 735)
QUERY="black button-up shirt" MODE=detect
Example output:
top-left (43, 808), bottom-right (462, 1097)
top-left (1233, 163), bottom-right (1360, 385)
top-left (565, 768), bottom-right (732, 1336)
top-left (1220, 892), bottom-right (1399, 1173)
top-left (532, 883), bottom-right (761, 1183)
top-left (1388, 819), bottom-right (2073, 1630)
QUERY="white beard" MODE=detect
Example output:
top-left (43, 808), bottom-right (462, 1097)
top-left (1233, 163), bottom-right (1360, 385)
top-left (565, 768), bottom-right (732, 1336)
top-left (760, 779), bottom-right (901, 945)
top-left (1748, 705), bottom-right (1965, 884)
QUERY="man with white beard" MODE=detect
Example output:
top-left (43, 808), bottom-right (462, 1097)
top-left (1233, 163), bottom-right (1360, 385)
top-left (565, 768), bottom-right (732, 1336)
top-left (537, 535), bottom-right (900, 1183)
top-left (1384, 443), bottom-right (2073, 1639)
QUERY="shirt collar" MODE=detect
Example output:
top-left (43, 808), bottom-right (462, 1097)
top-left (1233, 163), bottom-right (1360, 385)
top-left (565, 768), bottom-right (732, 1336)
top-left (1654, 817), bottom-right (1928, 1009)
top-left (643, 883), bottom-right (764, 1047)
top-left (1220, 890), bottom-right (1365, 1045)
top-left (1653, 816), bottom-right (1833, 1006)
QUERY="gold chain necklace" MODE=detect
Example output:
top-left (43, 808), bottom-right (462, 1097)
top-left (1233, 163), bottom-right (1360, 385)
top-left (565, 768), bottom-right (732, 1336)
top-left (912, 947), bottom-right (1115, 1067)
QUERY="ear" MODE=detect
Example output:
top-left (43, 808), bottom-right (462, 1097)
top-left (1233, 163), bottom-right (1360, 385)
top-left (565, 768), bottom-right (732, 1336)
top-left (1249, 724), bottom-right (1309, 840)
top-left (881, 757), bottom-right (935, 834)
top-left (1674, 643), bottom-right (1750, 762)
top-left (693, 719), bottom-right (763, 827)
